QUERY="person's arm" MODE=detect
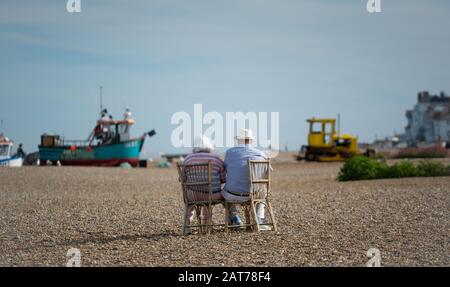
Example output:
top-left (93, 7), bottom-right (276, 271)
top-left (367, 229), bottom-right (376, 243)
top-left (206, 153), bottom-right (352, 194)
top-left (223, 150), bottom-right (229, 170)
top-left (223, 151), bottom-right (231, 182)
top-left (219, 162), bottom-right (226, 183)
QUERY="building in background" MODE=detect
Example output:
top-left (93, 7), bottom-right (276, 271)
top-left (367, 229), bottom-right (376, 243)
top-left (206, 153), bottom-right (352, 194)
top-left (372, 133), bottom-right (408, 150)
top-left (405, 91), bottom-right (450, 146)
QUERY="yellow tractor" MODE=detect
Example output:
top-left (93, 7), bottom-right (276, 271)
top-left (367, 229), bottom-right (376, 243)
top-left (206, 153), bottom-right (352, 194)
top-left (296, 118), bottom-right (373, 162)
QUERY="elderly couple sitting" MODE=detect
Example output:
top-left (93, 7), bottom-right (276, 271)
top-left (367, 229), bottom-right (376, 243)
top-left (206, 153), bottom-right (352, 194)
top-left (183, 128), bottom-right (271, 231)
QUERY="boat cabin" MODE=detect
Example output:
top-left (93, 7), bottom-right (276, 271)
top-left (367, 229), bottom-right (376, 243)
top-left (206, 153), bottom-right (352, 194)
top-left (94, 117), bottom-right (135, 144)
top-left (91, 108), bottom-right (135, 145)
top-left (0, 134), bottom-right (13, 159)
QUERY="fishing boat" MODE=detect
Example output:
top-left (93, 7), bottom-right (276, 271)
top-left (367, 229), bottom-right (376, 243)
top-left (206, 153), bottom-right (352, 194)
top-left (38, 108), bottom-right (155, 167)
top-left (0, 134), bottom-right (23, 167)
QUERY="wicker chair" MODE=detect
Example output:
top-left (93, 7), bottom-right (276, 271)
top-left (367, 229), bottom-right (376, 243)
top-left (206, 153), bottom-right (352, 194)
top-left (176, 161), bottom-right (222, 235)
top-left (224, 159), bottom-right (277, 232)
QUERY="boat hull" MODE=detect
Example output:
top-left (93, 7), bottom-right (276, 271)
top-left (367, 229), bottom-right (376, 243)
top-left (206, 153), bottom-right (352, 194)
top-left (39, 137), bottom-right (144, 167)
top-left (0, 156), bottom-right (23, 167)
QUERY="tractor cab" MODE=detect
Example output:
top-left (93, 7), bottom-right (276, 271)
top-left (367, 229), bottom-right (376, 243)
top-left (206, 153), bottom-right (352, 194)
top-left (307, 118), bottom-right (337, 147)
top-left (298, 117), bottom-right (361, 162)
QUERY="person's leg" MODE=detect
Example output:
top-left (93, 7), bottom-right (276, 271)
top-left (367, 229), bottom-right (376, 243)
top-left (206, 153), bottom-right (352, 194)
top-left (183, 204), bottom-right (196, 234)
top-left (229, 204), bottom-right (242, 225)
top-left (186, 205), bottom-right (196, 224)
top-left (256, 202), bottom-right (265, 221)
top-left (229, 204), bottom-right (238, 215)
top-left (199, 192), bottom-right (222, 221)
top-left (256, 203), bottom-right (271, 230)
top-left (222, 191), bottom-right (248, 226)
top-left (198, 192), bottom-right (222, 232)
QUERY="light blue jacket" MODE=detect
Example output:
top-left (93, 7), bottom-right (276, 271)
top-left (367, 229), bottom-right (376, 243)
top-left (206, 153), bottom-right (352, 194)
top-left (223, 145), bottom-right (266, 194)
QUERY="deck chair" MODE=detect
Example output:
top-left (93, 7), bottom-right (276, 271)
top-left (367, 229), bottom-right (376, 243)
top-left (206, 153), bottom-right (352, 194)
top-left (176, 161), bottom-right (222, 235)
top-left (224, 159), bottom-right (277, 232)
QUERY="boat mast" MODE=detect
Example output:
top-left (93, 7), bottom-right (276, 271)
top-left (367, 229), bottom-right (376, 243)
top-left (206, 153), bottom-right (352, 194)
top-left (99, 86), bottom-right (103, 115)
top-left (87, 87), bottom-right (104, 143)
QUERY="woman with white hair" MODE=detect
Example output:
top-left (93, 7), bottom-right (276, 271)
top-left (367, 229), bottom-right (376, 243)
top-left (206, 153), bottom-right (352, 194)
top-left (183, 135), bottom-right (225, 231)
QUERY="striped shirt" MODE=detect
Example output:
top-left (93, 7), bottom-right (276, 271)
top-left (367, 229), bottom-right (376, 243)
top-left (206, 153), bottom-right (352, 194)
top-left (183, 152), bottom-right (226, 193)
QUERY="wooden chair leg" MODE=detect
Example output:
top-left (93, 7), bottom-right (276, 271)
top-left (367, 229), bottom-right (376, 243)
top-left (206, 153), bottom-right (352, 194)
top-left (266, 200), bottom-right (277, 232)
top-left (207, 203), bottom-right (213, 235)
top-left (195, 205), bottom-right (204, 234)
top-left (183, 203), bottom-right (190, 235)
top-left (224, 202), bottom-right (229, 233)
top-left (250, 201), bottom-right (260, 232)
top-left (244, 205), bottom-right (252, 231)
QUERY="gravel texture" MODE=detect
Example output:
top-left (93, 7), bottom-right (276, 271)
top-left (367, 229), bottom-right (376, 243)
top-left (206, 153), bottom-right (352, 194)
top-left (0, 158), bottom-right (449, 266)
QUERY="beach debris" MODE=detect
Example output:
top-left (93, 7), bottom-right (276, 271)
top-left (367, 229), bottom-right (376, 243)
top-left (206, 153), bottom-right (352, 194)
top-left (156, 160), bottom-right (171, 168)
top-left (119, 162), bottom-right (132, 169)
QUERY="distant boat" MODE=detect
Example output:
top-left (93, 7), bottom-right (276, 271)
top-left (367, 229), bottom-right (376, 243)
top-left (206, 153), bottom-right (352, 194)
top-left (0, 134), bottom-right (23, 167)
top-left (38, 108), bottom-right (156, 167)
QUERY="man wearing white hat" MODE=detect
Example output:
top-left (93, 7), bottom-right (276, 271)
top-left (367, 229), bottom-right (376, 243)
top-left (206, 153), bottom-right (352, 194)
top-left (222, 128), bottom-right (270, 230)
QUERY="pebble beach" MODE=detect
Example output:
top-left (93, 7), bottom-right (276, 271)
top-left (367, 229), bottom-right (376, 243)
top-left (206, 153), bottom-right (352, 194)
top-left (0, 155), bottom-right (449, 267)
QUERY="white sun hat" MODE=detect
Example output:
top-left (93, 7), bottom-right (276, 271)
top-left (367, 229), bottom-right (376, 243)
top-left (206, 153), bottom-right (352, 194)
top-left (193, 135), bottom-right (214, 152)
top-left (235, 128), bottom-right (255, 140)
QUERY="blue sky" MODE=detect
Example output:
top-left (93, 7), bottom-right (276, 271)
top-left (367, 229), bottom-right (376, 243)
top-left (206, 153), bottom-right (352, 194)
top-left (0, 0), bottom-right (449, 157)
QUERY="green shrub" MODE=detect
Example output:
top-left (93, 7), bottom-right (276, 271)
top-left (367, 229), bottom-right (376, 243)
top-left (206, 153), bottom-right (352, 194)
top-left (337, 156), bottom-right (387, 181)
top-left (416, 161), bottom-right (449, 177)
top-left (387, 161), bottom-right (418, 178)
top-left (337, 157), bottom-right (450, 181)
